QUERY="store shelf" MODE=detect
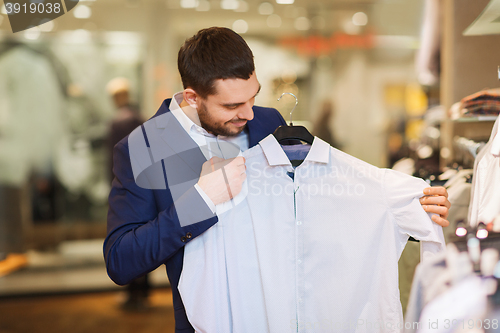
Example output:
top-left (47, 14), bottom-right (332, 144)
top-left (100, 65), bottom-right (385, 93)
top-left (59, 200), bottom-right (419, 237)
top-left (0, 240), bottom-right (170, 297)
top-left (453, 116), bottom-right (499, 122)
top-left (464, 0), bottom-right (500, 35)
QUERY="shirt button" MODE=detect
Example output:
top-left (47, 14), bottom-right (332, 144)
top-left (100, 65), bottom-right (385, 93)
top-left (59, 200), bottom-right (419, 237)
top-left (181, 236), bottom-right (187, 243)
top-left (297, 260), bottom-right (302, 264)
top-left (296, 220), bottom-right (302, 225)
top-left (186, 232), bottom-right (192, 239)
top-left (298, 298), bottom-right (303, 303)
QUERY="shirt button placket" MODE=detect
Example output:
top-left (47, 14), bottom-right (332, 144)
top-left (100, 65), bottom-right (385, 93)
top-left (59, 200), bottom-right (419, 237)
top-left (294, 175), bottom-right (304, 333)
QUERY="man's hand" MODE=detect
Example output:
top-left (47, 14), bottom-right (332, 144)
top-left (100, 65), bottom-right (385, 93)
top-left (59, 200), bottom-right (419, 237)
top-left (197, 156), bottom-right (246, 206)
top-left (420, 186), bottom-right (451, 227)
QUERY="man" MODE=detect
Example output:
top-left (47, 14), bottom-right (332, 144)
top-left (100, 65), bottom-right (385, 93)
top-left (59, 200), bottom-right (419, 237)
top-left (104, 27), bottom-right (450, 332)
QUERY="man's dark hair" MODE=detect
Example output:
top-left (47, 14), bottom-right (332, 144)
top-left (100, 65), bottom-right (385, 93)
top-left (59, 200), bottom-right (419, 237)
top-left (178, 27), bottom-right (255, 99)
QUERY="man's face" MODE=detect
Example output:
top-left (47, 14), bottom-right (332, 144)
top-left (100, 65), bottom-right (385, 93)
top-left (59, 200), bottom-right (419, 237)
top-left (197, 72), bottom-right (260, 137)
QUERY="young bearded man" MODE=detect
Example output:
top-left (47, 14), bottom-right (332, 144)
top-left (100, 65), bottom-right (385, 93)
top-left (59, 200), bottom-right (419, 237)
top-left (104, 27), bottom-right (451, 333)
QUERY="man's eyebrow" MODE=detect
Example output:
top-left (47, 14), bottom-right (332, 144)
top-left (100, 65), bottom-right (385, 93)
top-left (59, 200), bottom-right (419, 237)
top-left (222, 84), bottom-right (261, 108)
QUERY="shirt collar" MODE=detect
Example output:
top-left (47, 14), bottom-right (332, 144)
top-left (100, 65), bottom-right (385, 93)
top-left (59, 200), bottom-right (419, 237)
top-left (258, 134), bottom-right (330, 166)
top-left (169, 92), bottom-right (213, 137)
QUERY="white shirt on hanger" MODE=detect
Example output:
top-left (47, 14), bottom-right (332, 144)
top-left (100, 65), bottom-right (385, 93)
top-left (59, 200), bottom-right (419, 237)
top-left (179, 135), bottom-right (445, 333)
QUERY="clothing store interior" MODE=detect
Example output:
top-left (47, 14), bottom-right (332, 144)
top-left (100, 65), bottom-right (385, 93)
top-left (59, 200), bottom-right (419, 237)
top-left (1, 0), bottom-right (500, 332)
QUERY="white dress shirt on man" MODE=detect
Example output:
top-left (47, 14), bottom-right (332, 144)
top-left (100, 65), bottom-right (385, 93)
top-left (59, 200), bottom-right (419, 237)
top-left (179, 135), bottom-right (445, 333)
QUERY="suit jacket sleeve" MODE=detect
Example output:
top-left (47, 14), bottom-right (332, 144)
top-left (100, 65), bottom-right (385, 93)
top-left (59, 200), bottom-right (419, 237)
top-left (103, 140), bottom-right (218, 285)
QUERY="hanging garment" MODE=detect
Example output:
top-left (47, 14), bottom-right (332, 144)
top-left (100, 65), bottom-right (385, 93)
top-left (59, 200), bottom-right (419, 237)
top-left (416, 277), bottom-right (488, 333)
top-left (442, 170), bottom-right (473, 241)
top-left (178, 134), bottom-right (445, 333)
top-left (469, 116), bottom-right (500, 226)
top-left (404, 244), bottom-right (492, 333)
top-left (0, 47), bottom-right (64, 186)
top-left (415, 0), bottom-right (441, 86)
top-left (404, 250), bottom-right (455, 333)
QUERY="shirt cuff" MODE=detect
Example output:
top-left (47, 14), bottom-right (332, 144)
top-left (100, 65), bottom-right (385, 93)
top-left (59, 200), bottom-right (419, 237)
top-left (194, 183), bottom-right (216, 214)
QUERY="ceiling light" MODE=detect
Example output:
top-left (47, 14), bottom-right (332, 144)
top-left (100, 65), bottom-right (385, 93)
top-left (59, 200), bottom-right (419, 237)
top-left (352, 12), bottom-right (368, 26)
top-left (267, 14), bottom-right (282, 28)
top-left (455, 221), bottom-right (467, 237)
top-left (477, 223), bottom-right (488, 239)
top-left (276, 0), bottom-right (294, 4)
top-left (73, 5), bottom-right (92, 19)
top-left (181, 0), bottom-right (198, 8)
top-left (221, 0), bottom-right (239, 10)
top-left (232, 19), bottom-right (248, 33)
top-left (258, 2), bottom-right (273, 15)
top-left (455, 227), bottom-right (467, 237)
top-left (294, 17), bottom-right (310, 31)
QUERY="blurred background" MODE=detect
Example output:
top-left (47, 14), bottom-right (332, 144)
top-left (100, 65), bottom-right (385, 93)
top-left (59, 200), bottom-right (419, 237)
top-left (0, 0), bottom-right (499, 332)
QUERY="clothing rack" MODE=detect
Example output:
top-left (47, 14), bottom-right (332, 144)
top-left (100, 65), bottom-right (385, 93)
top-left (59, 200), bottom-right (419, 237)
top-left (452, 136), bottom-right (485, 168)
top-left (449, 223), bottom-right (500, 254)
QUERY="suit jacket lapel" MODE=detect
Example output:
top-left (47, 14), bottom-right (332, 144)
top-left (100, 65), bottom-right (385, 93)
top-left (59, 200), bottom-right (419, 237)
top-left (247, 113), bottom-right (258, 148)
top-left (148, 105), bottom-right (207, 182)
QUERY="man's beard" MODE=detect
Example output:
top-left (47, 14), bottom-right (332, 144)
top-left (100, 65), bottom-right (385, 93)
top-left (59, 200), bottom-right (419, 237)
top-left (198, 101), bottom-right (247, 137)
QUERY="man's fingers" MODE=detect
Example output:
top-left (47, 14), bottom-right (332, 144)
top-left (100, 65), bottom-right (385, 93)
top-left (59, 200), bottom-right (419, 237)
top-left (424, 186), bottom-right (448, 198)
top-left (230, 156), bottom-right (245, 166)
top-left (422, 204), bottom-right (448, 216)
top-left (198, 156), bottom-right (246, 205)
top-left (420, 195), bottom-right (449, 206)
top-left (237, 163), bottom-right (246, 175)
top-left (431, 214), bottom-right (450, 227)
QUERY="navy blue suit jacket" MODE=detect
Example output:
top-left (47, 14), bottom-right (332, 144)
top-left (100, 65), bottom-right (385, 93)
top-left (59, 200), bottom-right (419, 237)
top-left (104, 99), bottom-right (286, 332)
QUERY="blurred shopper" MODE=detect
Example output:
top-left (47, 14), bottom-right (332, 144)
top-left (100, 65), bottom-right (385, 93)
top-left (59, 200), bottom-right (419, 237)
top-left (106, 77), bottom-right (150, 311)
top-left (104, 27), bottom-right (451, 332)
top-left (312, 100), bottom-right (342, 149)
top-left (107, 78), bottom-right (144, 176)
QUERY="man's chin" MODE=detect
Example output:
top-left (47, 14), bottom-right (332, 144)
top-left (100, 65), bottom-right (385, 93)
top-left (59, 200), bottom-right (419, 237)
top-left (222, 126), bottom-right (245, 137)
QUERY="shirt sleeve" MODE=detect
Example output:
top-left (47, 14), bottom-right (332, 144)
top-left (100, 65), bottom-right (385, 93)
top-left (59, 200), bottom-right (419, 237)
top-left (383, 168), bottom-right (445, 261)
top-left (194, 183), bottom-right (216, 214)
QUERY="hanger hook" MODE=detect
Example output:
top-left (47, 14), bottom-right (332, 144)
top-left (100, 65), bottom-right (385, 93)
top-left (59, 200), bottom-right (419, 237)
top-left (277, 92), bottom-right (298, 125)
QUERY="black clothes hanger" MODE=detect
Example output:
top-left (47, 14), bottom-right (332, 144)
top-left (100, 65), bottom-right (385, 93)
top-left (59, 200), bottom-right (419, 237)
top-left (273, 92), bottom-right (314, 145)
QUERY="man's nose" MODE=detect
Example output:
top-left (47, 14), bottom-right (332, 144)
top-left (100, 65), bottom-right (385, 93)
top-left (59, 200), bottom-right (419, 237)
top-left (238, 102), bottom-right (254, 121)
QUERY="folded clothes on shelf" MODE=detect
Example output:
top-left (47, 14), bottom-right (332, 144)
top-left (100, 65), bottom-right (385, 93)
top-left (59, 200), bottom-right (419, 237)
top-left (449, 88), bottom-right (500, 119)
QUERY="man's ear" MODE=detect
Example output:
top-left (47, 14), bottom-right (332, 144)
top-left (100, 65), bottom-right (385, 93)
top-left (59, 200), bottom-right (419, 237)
top-left (183, 88), bottom-right (199, 109)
